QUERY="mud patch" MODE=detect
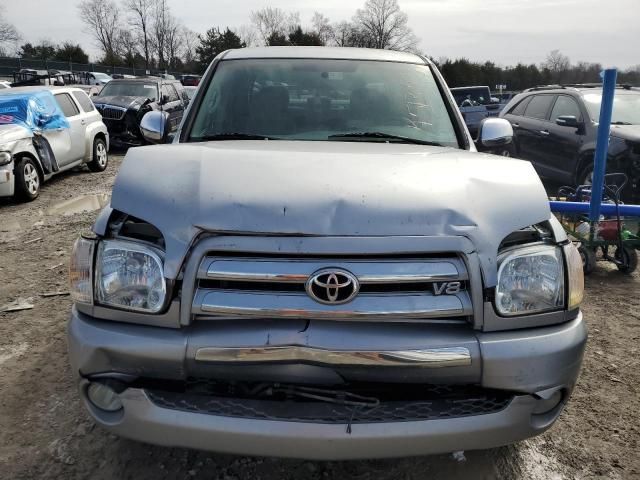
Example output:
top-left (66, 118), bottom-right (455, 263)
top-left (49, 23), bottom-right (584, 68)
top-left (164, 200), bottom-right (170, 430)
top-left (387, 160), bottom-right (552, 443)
top-left (0, 342), bottom-right (29, 365)
top-left (46, 193), bottom-right (110, 217)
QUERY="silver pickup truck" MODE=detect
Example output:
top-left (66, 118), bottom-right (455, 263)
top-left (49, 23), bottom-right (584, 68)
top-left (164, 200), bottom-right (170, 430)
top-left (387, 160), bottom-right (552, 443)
top-left (68, 47), bottom-right (586, 460)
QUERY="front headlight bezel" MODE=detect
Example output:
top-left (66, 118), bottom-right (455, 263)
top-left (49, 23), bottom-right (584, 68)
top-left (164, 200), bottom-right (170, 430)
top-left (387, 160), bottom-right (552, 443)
top-left (94, 238), bottom-right (167, 314)
top-left (494, 243), bottom-right (566, 317)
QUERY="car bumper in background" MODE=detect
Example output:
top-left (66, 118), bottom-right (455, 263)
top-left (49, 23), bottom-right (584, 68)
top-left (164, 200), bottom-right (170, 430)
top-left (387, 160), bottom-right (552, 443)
top-left (0, 165), bottom-right (14, 197)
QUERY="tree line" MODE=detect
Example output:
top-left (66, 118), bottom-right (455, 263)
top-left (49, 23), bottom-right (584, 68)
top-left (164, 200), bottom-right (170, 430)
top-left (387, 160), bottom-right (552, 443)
top-left (0, 1), bottom-right (638, 89)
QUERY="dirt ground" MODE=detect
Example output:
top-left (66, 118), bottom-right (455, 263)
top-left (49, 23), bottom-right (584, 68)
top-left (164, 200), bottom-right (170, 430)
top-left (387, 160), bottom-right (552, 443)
top-left (0, 154), bottom-right (639, 480)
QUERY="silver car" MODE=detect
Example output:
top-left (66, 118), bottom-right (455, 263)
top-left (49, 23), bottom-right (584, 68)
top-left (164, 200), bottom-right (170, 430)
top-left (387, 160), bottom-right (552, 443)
top-left (68, 47), bottom-right (586, 460)
top-left (0, 86), bottom-right (109, 201)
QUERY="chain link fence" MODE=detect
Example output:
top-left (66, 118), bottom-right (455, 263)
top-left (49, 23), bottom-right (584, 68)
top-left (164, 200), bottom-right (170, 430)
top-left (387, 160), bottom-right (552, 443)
top-left (0, 56), bottom-right (182, 81)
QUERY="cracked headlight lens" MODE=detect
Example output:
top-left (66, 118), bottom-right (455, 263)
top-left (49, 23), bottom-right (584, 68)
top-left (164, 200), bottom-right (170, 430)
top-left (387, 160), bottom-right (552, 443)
top-left (496, 245), bottom-right (564, 316)
top-left (95, 239), bottom-right (166, 313)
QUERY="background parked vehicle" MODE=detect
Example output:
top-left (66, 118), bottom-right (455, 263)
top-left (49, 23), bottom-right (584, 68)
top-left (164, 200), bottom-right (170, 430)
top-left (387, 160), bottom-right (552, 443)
top-left (450, 85), bottom-right (502, 137)
top-left (80, 72), bottom-right (113, 86)
top-left (500, 84), bottom-right (640, 202)
top-left (180, 74), bottom-right (201, 86)
top-left (92, 77), bottom-right (188, 146)
top-left (0, 86), bottom-right (109, 201)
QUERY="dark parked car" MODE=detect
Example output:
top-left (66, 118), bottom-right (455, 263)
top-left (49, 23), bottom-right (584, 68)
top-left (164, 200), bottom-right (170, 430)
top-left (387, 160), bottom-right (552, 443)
top-left (500, 84), bottom-right (640, 201)
top-left (92, 77), bottom-right (188, 146)
top-left (180, 74), bottom-right (201, 86)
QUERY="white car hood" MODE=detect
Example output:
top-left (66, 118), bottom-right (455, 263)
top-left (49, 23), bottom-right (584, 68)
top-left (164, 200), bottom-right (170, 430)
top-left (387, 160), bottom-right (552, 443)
top-left (109, 141), bottom-right (550, 281)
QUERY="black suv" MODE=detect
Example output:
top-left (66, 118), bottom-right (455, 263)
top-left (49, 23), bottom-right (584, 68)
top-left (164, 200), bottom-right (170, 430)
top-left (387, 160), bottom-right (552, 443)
top-left (500, 84), bottom-right (640, 201)
top-left (93, 77), bottom-right (189, 146)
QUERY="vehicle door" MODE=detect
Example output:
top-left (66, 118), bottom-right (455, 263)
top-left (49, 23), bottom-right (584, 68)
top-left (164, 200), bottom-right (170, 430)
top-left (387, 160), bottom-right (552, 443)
top-left (72, 90), bottom-right (103, 155)
top-left (42, 92), bottom-right (86, 167)
top-left (160, 83), bottom-right (182, 134)
top-left (512, 94), bottom-right (555, 171)
top-left (537, 95), bottom-right (585, 182)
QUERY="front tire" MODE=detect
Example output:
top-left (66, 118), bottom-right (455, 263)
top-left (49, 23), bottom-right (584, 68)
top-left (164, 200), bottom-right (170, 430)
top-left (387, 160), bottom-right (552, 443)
top-left (15, 157), bottom-right (40, 202)
top-left (615, 246), bottom-right (638, 274)
top-left (577, 163), bottom-right (593, 188)
top-left (88, 137), bottom-right (108, 172)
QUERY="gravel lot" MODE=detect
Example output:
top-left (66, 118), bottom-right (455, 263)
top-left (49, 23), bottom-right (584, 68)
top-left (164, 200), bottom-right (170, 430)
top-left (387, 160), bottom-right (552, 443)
top-left (0, 153), bottom-right (639, 479)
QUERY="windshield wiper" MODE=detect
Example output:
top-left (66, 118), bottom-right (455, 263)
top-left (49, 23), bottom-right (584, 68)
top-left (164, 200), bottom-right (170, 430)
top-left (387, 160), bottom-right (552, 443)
top-left (195, 132), bottom-right (279, 141)
top-left (328, 132), bottom-right (443, 146)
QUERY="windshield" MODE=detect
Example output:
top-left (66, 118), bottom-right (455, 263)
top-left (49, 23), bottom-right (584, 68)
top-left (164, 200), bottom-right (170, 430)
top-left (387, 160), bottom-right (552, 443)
top-left (582, 91), bottom-right (640, 125)
top-left (189, 59), bottom-right (459, 147)
top-left (98, 82), bottom-right (158, 100)
top-left (93, 73), bottom-right (112, 80)
top-left (451, 87), bottom-right (492, 107)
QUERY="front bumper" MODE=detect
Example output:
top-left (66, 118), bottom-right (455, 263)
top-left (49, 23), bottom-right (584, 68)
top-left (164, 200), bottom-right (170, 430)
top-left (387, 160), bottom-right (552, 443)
top-left (0, 163), bottom-right (14, 197)
top-left (68, 309), bottom-right (586, 459)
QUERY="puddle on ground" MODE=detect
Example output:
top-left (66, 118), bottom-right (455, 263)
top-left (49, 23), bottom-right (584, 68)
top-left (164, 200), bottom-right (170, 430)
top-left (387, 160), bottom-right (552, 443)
top-left (46, 193), bottom-right (110, 217)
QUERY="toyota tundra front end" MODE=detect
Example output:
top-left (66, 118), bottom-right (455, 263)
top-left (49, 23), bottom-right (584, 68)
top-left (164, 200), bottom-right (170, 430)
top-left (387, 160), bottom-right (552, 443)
top-left (67, 47), bottom-right (586, 460)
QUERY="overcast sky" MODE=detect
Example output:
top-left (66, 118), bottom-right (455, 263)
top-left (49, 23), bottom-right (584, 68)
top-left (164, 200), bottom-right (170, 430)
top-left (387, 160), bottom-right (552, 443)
top-left (3, 0), bottom-right (638, 68)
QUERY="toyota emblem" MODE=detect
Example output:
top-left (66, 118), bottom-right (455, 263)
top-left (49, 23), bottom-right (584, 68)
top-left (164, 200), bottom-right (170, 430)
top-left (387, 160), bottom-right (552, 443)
top-left (305, 268), bottom-right (359, 305)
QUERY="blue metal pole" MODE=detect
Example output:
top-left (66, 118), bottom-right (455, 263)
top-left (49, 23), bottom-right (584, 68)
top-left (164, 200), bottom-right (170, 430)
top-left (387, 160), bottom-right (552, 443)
top-left (589, 68), bottom-right (617, 222)
top-left (550, 201), bottom-right (640, 217)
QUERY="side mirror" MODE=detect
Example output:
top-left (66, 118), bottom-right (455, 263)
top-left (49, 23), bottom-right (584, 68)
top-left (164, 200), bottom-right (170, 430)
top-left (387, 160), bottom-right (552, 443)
top-left (140, 111), bottom-right (169, 144)
top-left (556, 115), bottom-right (581, 128)
top-left (161, 95), bottom-right (170, 105)
top-left (477, 117), bottom-right (513, 148)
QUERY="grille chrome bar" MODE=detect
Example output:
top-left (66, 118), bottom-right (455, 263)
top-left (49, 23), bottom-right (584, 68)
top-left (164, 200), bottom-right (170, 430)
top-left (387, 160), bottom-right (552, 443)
top-left (194, 255), bottom-right (471, 322)
top-left (194, 345), bottom-right (471, 368)
top-left (203, 259), bottom-right (466, 283)
top-left (194, 290), bottom-right (470, 320)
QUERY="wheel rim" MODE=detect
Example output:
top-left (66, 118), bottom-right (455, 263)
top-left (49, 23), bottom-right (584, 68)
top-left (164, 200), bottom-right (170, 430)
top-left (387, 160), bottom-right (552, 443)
top-left (501, 150), bottom-right (511, 157)
top-left (583, 169), bottom-right (593, 186)
top-left (96, 142), bottom-right (107, 167)
top-left (23, 163), bottom-right (39, 195)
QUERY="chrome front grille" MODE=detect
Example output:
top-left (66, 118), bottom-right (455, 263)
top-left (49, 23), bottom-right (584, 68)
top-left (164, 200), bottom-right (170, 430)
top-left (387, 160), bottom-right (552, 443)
top-left (96, 104), bottom-right (126, 120)
top-left (191, 256), bottom-right (472, 322)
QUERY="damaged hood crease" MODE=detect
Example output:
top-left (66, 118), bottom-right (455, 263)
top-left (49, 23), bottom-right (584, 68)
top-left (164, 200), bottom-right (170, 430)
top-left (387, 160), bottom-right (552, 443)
top-left (109, 141), bottom-right (550, 283)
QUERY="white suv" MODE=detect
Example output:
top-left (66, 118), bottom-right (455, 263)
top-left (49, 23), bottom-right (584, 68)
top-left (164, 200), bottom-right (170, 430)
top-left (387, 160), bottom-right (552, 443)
top-left (0, 86), bottom-right (109, 201)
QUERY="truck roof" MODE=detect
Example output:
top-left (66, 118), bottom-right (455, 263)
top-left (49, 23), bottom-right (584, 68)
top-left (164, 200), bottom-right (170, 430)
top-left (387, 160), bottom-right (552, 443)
top-left (222, 46), bottom-right (427, 64)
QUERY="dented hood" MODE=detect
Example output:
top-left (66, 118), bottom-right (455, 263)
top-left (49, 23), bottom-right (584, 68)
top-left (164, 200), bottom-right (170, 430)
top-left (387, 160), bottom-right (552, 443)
top-left (109, 141), bottom-right (550, 281)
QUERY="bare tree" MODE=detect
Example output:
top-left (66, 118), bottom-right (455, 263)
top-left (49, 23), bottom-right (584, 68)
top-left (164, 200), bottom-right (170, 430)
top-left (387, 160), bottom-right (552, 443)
top-left (181, 27), bottom-right (199, 67)
top-left (311, 12), bottom-right (333, 46)
top-left (237, 25), bottom-right (259, 47)
top-left (123, 0), bottom-right (156, 69)
top-left (150, 0), bottom-right (171, 69)
top-left (250, 7), bottom-right (298, 45)
top-left (353, 0), bottom-right (419, 52)
top-left (0, 6), bottom-right (20, 52)
top-left (332, 21), bottom-right (373, 48)
top-left (117, 28), bottom-right (140, 66)
top-left (543, 49), bottom-right (571, 82)
top-left (165, 18), bottom-right (184, 69)
top-left (78, 0), bottom-right (120, 60)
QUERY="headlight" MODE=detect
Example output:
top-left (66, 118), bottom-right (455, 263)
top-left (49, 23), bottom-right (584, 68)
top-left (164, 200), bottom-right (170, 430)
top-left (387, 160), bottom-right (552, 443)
top-left (495, 245), bottom-right (564, 316)
top-left (95, 239), bottom-right (166, 313)
top-left (0, 151), bottom-right (11, 166)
